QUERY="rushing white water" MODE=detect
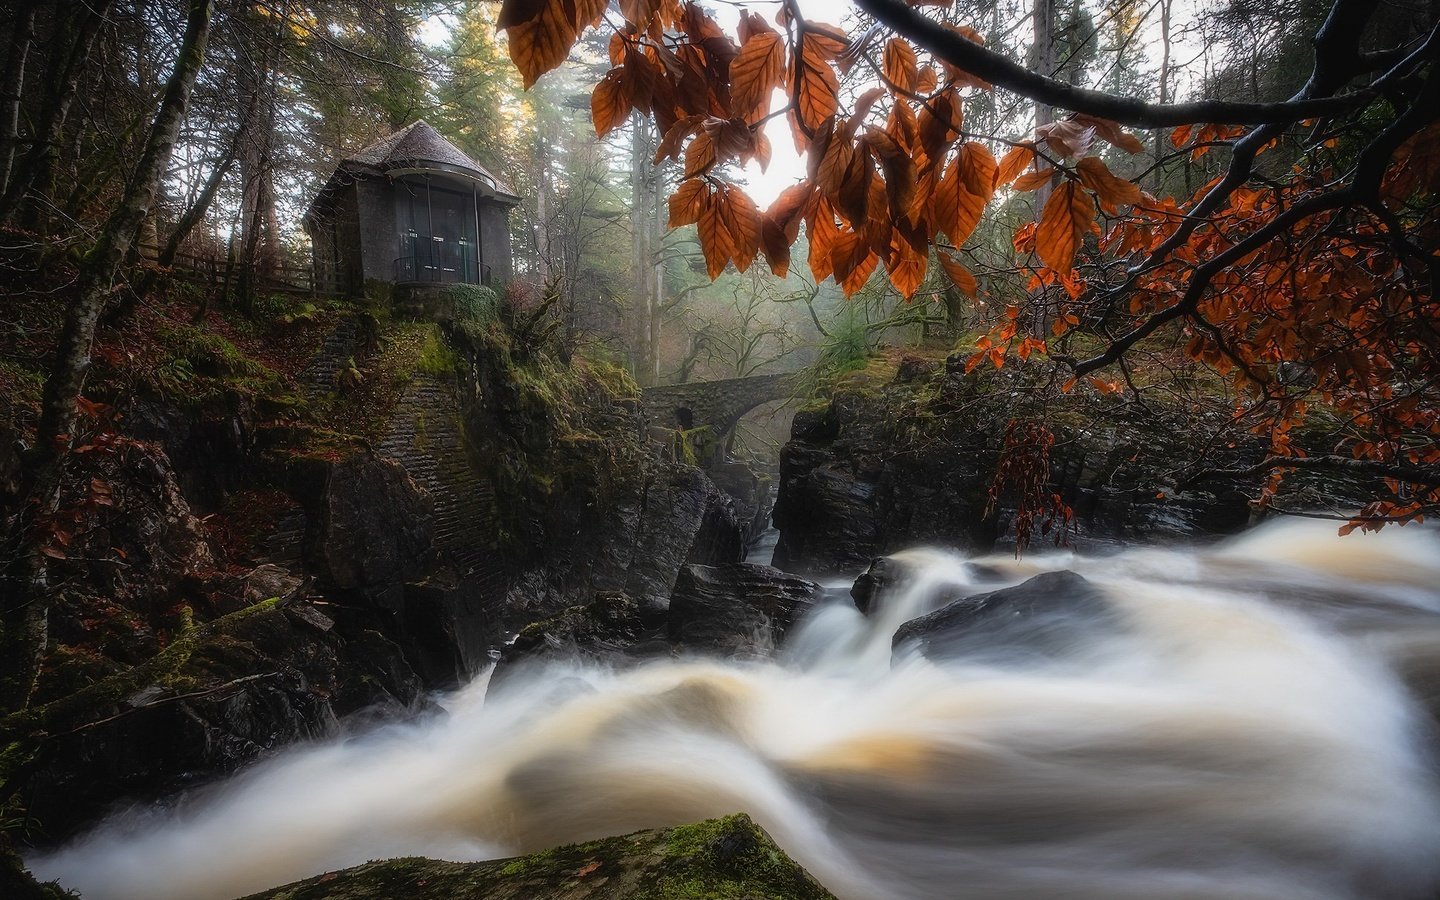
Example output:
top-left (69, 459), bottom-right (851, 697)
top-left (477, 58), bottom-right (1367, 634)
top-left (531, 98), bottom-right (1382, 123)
top-left (30, 519), bottom-right (1440, 900)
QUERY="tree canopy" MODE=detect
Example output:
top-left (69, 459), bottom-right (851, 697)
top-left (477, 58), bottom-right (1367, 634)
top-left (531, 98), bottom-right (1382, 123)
top-left (498, 0), bottom-right (1440, 530)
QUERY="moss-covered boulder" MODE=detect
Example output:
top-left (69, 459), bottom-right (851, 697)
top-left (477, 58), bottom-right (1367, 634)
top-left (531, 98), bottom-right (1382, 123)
top-left (239, 814), bottom-right (836, 900)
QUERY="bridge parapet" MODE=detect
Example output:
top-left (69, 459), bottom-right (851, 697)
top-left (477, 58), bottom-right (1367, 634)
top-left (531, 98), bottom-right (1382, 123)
top-left (640, 371), bottom-right (802, 435)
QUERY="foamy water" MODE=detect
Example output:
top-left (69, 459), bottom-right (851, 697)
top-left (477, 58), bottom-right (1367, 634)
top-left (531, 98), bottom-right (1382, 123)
top-left (30, 519), bottom-right (1440, 899)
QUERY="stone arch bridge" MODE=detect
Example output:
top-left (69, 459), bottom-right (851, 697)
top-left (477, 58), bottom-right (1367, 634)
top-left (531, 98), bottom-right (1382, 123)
top-left (641, 371), bottom-right (803, 435)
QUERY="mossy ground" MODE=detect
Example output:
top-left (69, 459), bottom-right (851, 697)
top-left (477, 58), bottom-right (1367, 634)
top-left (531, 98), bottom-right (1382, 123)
top-left (242, 814), bottom-right (836, 900)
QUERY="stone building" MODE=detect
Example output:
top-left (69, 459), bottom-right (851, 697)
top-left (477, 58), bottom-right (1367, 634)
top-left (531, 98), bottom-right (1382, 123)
top-left (303, 121), bottom-right (520, 295)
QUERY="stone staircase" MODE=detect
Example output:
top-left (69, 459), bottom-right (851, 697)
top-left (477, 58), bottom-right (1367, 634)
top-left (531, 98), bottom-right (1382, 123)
top-left (377, 373), bottom-right (506, 592)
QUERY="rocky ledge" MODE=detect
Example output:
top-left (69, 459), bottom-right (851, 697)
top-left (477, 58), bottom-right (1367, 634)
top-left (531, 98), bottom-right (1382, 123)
top-left (240, 814), bottom-right (836, 900)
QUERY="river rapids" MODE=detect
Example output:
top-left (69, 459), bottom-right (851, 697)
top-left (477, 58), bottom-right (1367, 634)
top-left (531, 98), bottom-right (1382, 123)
top-left (29, 519), bottom-right (1440, 899)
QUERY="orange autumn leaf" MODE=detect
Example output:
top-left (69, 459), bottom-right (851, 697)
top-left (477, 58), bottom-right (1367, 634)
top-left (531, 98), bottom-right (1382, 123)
top-left (668, 178), bottom-right (708, 227)
top-left (502, 0), bottom-right (578, 89)
top-left (795, 28), bottom-right (844, 131)
top-left (730, 27), bottom-right (785, 120)
top-left (684, 129), bottom-right (717, 177)
top-left (1012, 168), bottom-right (1053, 192)
top-left (996, 143), bottom-right (1036, 186)
top-left (722, 184), bottom-right (763, 272)
top-left (1072, 113), bottom-right (1145, 154)
top-left (883, 38), bottom-right (919, 93)
top-left (939, 252), bottom-right (978, 296)
top-left (1076, 156), bottom-right (1143, 214)
top-left (590, 69), bottom-right (629, 137)
top-left (698, 190), bottom-right (734, 278)
top-left (1036, 181), bottom-right (1095, 272)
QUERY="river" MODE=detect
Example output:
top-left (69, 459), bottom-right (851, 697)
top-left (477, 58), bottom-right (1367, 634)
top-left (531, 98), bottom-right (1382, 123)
top-left (31, 519), bottom-right (1440, 899)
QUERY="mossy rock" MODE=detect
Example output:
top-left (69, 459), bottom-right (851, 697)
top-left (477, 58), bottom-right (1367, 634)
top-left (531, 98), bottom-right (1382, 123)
top-left (239, 814), bottom-right (836, 900)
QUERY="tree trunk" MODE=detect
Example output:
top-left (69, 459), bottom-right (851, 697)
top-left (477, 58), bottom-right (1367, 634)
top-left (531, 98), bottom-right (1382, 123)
top-left (630, 114), bottom-right (655, 386)
top-left (130, 127), bottom-right (240, 306)
top-left (0, 0), bottom-right (113, 228)
top-left (1029, 0), bottom-right (1057, 339)
top-left (0, 1), bottom-right (37, 199)
top-left (1152, 0), bottom-right (1173, 192)
top-left (2, 0), bottom-right (216, 717)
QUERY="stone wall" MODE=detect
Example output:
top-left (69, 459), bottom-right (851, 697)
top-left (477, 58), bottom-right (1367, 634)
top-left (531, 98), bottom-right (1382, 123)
top-left (641, 371), bottom-right (801, 433)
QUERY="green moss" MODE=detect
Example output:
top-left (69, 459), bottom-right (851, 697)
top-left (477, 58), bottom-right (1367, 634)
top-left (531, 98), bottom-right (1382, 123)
top-left (240, 814), bottom-right (836, 900)
top-left (415, 326), bottom-right (464, 378)
top-left (441, 284), bottom-right (500, 323)
top-left (142, 320), bottom-right (289, 408)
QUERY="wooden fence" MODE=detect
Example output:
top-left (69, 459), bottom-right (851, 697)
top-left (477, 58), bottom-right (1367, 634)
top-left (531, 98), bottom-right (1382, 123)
top-left (137, 243), bottom-right (343, 297)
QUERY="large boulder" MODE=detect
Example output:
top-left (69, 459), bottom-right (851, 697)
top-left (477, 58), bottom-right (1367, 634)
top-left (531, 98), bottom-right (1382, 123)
top-left (308, 453), bottom-right (434, 592)
top-left (240, 814), bottom-right (836, 900)
top-left (502, 591), bottom-right (664, 668)
top-left (892, 570), bottom-right (1113, 664)
top-left (668, 563), bottom-right (823, 655)
top-left (20, 442), bottom-right (425, 840)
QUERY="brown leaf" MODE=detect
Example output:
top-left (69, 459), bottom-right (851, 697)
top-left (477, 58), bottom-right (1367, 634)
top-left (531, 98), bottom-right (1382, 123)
top-left (591, 69), bottom-right (629, 137)
top-left (1012, 168), bottom-right (1053, 192)
top-left (866, 127), bottom-right (915, 220)
top-left (807, 201), bottom-right (841, 282)
top-left (914, 65), bottom-right (938, 96)
top-left (939, 252), bottom-right (978, 296)
top-left (883, 38), bottom-right (919, 93)
top-left (654, 114), bottom-right (704, 163)
top-left (497, 0), bottom-right (547, 29)
top-left (960, 141), bottom-right (998, 198)
top-left (1035, 181), bottom-right (1095, 272)
top-left (571, 0), bottom-right (607, 29)
top-left (935, 148), bottom-right (990, 246)
top-left (1076, 156), bottom-right (1143, 214)
top-left (996, 143), bottom-right (1035, 186)
top-left (685, 129), bottom-right (717, 177)
top-left (723, 184), bottom-right (763, 272)
top-left (837, 144), bottom-right (873, 226)
top-left (796, 31), bottom-right (842, 130)
top-left (504, 0), bottom-right (577, 89)
top-left (885, 227), bottom-right (927, 299)
top-left (1036, 119), bottom-right (1094, 159)
top-left (730, 30), bottom-right (785, 119)
top-left (698, 190), bottom-right (734, 278)
top-left (917, 90), bottom-right (962, 164)
top-left (669, 178), bottom-right (708, 227)
top-left (1072, 114), bottom-right (1145, 154)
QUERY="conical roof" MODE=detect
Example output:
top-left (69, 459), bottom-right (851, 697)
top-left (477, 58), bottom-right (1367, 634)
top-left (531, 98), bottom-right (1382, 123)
top-left (304, 121), bottom-right (518, 226)
top-left (344, 120), bottom-right (516, 198)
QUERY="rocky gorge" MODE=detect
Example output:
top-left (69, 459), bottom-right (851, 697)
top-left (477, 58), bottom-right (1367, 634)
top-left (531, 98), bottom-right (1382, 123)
top-left (2, 282), bottom-right (1430, 900)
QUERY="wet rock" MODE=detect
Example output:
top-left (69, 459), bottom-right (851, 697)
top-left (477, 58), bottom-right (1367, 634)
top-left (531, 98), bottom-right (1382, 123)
top-left (240, 814), bottom-right (836, 900)
top-left (20, 443), bottom-right (425, 840)
top-left (308, 454), bottom-right (434, 591)
top-left (850, 556), bottom-right (907, 615)
top-left (503, 591), bottom-right (661, 667)
top-left (244, 564), bottom-right (304, 604)
top-left (892, 571), bottom-right (1113, 664)
top-left (620, 466), bottom-right (745, 613)
top-left (668, 563), bottom-right (824, 655)
top-left (892, 354), bottom-right (936, 384)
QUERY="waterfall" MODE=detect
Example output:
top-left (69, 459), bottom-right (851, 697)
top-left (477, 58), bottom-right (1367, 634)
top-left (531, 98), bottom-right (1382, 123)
top-left (30, 519), bottom-right (1440, 900)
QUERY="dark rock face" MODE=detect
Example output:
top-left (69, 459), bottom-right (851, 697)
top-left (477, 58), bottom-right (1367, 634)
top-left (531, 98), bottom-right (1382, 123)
top-left (503, 591), bottom-right (661, 668)
top-left (773, 393), bottom-right (995, 575)
top-left (771, 354), bottom-right (1332, 574)
top-left (668, 563), bottom-right (824, 655)
top-left (308, 453), bottom-right (434, 592)
top-left (892, 571), bottom-right (1113, 664)
top-left (21, 443), bottom-right (424, 840)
